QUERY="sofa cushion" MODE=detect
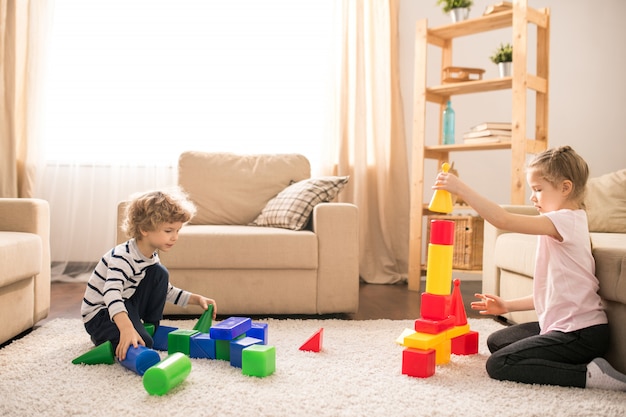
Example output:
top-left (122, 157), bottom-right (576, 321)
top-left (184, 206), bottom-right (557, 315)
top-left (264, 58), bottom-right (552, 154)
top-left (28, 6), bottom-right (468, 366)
top-left (0, 232), bottom-right (42, 287)
top-left (493, 233), bottom-right (536, 277)
top-left (585, 169), bottom-right (626, 233)
top-left (592, 233), bottom-right (626, 305)
top-left (159, 225), bottom-right (318, 269)
top-left (178, 152), bottom-right (311, 225)
top-left (250, 176), bottom-right (349, 231)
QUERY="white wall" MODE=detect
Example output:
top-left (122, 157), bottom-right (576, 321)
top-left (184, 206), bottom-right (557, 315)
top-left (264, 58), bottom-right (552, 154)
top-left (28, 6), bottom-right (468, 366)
top-left (399, 0), bottom-right (626, 205)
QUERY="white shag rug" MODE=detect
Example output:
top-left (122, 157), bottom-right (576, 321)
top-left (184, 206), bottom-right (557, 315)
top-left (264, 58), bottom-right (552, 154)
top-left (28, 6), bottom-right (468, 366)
top-left (0, 318), bottom-right (624, 417)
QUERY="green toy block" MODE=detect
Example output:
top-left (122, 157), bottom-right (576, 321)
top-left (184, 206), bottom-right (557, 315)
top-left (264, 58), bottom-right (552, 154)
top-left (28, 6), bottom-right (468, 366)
top-left (242, 344), bottom-right (276, 377)
top-left (72, 340), bottom-right (115, 365)
top-left (192, 304), bottom-right (214, 333)
top-left (215, 339), bottom-right (230, 361)
top-left (168, 329), bottom-right (199, 355)
top-left (143, 323), bottom-right (155, 337)
top-left (216, 334), bottom-right (245, 361)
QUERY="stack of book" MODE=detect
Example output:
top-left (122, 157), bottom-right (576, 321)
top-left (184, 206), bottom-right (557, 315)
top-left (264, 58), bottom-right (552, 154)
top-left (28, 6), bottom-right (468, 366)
top-left (463, 122), bottom-right (512, 144)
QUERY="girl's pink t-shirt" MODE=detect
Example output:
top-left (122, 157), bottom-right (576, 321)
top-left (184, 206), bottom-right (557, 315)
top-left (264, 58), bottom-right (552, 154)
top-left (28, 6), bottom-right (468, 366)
top-left (534, 209), bottom-right (607, 334)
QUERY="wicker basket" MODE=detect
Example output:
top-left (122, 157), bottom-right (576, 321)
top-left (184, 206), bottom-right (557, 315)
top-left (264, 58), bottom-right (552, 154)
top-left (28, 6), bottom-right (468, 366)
top-left (426, 215), bottom-right (484, 270)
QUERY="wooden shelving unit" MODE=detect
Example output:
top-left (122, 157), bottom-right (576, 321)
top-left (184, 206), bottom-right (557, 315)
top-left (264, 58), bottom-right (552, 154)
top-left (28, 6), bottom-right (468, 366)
top-left (408, 0), bottom-right (551, 291)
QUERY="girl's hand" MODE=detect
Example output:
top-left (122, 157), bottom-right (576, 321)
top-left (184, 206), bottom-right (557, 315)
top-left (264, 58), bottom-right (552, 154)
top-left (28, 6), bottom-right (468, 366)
top-left (471, 293), bottom-right (508, 316)
top-left (190, 294), bottom-right (218, 318)
top-left (432, 171), bottom-right (464, 195)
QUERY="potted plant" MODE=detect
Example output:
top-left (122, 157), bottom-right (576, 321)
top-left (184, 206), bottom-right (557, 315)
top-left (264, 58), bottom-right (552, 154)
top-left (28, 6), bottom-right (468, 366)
top-left (490, 42), bottom-right (513, 77)
top-left (437, 0), bottom-right (473, 23)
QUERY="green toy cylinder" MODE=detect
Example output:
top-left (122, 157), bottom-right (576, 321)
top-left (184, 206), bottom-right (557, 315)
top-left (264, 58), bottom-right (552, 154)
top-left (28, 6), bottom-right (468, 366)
top-left (142, 352), bottom-right (192, 396)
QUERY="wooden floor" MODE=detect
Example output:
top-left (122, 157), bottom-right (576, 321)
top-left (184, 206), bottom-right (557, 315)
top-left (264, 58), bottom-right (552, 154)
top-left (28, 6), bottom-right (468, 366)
top-left (41, 279), bottom-right (485, 323)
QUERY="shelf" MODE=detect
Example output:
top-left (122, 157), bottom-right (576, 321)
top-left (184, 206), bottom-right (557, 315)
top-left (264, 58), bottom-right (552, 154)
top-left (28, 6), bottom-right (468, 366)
top-left (427, 11), bottom-right (513, 43)
top-left (407, 1), bottom-right (551, 291)
top-left (424, 142), bottom-right (512, 159)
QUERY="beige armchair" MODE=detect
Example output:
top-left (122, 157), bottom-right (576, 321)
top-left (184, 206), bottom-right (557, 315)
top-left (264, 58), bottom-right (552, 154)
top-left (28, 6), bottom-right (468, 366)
top-left (0, 198), bottom-right (50, 344)
top-left (117, 152), bottom-right (359, 316)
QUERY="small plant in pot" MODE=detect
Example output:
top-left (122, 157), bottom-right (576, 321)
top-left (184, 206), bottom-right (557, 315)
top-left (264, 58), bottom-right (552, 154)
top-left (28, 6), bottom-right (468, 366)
top-left (437, 0), bottom-right (473, 23)
top-left (490, 42), bottom-right (513, 77)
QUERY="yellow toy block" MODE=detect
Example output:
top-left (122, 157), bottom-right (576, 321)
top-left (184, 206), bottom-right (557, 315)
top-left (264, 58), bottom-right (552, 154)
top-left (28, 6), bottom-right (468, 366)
top-left (435, 339), bottom-right (451, 365)
top-left (396, 328), bottom-right (416, 345)
top-left (404, 331), bottom-right (446, 350)
top-left (446, 324), bottom-right (470, 340)
top-left (425, 244), bottom-right (454, 295)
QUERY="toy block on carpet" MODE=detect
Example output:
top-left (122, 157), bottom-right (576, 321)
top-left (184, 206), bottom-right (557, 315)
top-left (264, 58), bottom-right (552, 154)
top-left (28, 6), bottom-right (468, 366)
top-left (446, 323), bottom-right (470, 340)
top-left (192, 304), bottom-right (214, 333)
top-left (143, 323), bottom-right (155, 337)
top-left (143, 352), bottom-right (192, 396)
top-left (395, 328), bottom-right (416, 345)
top-left (299, 328), bottom-right (323, 352)
top-left (403, 331), bottom-right (445, 351)
top-left (402, 348), bottom-right (436, 378)
top-left (120, 345), bottom-right (161, 376)
top-left (434, 339), bottom-right (451, 365)
top-left (210, 317), bottom-right (252, 340)
top-left (420, 292), bottom-right (451, 320)
top-left (248, 322), bottom-right (269, 344)
top-left (152, 325), bottom-right (178, 351)
top-left (242, 345), bottom-right (276, 378)
top-left (189, 333), bottom-right (216, 359)
top-left (72, 340), bottom-right (115, 365)
top-left (230, 337), bottom-right (263, 368)
top-left (450, 279), bottom-right (468, 326)
top-left (168, 329), bottom-right (199, 355)
top-left (414, 316), bottom-right (456, 334)
top-left (451, 330), bottom-right (479, 355)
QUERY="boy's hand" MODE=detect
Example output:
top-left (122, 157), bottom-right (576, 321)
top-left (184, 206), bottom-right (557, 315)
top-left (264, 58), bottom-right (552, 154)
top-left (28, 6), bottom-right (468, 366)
top-left (190, 294), bottom-right (218, 318)
top-left (113, 312), bottom-right (145, 361)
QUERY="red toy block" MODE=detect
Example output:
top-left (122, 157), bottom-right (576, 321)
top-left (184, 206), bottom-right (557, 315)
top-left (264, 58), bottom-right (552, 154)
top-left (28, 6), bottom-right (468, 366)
top-left (414, 316), bottom-right (456, 334)
top-left (451, 330), bottom-right (479, 355)
top-left (450, 279), bottom-right (468, 326)
top-left (402, 348), bottom-right (436, 378)
top-left (299, 328), bottom-right (323, 352)
top-left (429, 219), bottom-right (455, 245)
top-left (420, 292), bottom-right (451, 320)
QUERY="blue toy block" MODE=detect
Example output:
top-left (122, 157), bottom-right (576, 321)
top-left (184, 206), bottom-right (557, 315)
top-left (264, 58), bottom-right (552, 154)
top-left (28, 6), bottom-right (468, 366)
top-left (189, 333), bottom-right (216, 359)
top-left (210, 317), bottom-right (252, 340)
top-left (119, 345), bottom-right (161, 376)
top-left (230, 337), bottom-right (263, 368)
top-left (152, 325), bottom-right (178, 351)
top-left (248, 322), bottom-right (268, 344)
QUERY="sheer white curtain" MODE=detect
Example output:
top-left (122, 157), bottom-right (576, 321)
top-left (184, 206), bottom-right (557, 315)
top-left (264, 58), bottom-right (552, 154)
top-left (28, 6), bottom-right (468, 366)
top-left (39, 0), bottom-right (335, 280)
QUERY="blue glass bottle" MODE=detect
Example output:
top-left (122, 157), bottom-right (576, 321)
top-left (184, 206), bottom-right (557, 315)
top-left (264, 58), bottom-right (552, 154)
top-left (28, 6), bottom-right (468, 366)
top-left (443, 100), bottom-right (455, 145)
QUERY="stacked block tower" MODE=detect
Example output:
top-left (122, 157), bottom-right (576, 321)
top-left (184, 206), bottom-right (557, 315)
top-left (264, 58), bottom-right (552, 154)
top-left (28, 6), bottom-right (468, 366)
top-left (399, 163), bottom-right (479, 378)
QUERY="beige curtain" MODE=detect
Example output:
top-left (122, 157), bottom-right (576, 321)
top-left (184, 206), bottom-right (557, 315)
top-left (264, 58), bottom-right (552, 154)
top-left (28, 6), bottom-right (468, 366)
top-left (0, 0), bottom-right (48, 198)
top-left (328, 0), bottom-right (409, 284)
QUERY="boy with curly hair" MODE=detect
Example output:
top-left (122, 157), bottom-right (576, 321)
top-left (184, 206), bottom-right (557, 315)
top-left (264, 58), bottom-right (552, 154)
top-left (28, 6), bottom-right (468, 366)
top-left (81, 189), bottom-right (217, 360)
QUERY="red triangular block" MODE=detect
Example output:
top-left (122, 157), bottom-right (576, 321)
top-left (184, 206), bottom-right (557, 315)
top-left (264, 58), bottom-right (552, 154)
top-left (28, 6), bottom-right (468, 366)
top-left (299, 328), bottom-right (323, 352)
top-left (450, 279), bottom-right (468, 326)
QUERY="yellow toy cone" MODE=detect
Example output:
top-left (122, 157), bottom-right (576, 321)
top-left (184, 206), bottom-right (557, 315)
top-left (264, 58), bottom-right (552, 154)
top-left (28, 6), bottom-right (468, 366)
top-left (428, 163), bottom-right (454, 214)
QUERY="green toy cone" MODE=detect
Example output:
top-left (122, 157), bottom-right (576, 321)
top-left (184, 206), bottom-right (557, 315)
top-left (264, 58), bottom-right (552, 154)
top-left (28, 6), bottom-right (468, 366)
top-left (72, 340), bottom-right (115, 365)
top-left (192, 304), bottom-right (214, 333)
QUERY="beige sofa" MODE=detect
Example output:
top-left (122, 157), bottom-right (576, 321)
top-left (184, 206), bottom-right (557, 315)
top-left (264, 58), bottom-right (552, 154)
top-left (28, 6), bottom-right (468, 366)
top-left (117, 152), bottom-right (359, 316)
top-left (483, 169), bottom-right (626, 373)
top-left (0, 198), bottom-right (50, 345)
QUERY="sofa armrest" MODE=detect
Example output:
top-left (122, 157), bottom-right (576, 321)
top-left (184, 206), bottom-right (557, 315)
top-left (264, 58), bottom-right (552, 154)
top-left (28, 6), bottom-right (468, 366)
top-left (482, 205), bottom-right (538, 295)
top-left (313, 202), bottom-right (359, 314)
top-left (0, 198), bottom-right (51, 321)
top-left (116, 201), bottom-right (128, 245)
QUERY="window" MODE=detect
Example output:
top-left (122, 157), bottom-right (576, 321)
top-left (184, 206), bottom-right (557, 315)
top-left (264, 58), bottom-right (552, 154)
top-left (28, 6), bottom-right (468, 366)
top-left (43, 0), bottom-right (334, 167)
